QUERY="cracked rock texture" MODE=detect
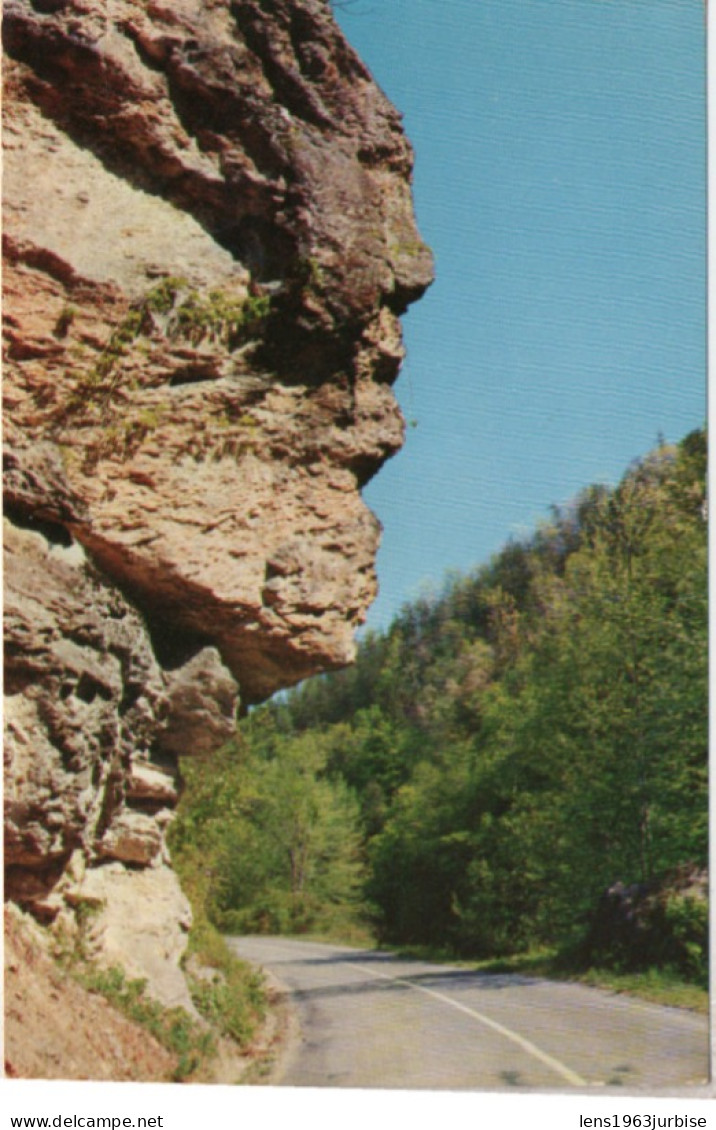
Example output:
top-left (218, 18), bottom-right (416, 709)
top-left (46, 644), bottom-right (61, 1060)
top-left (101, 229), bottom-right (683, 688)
top-left (3, 0), bottom-right (431, 1055)
top-left (4, 0), bottom-right (432, 702)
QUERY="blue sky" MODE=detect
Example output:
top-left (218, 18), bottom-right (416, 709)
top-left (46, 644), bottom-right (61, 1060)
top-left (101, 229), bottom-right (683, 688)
top-left (333, 0), bottom-right (707, 631)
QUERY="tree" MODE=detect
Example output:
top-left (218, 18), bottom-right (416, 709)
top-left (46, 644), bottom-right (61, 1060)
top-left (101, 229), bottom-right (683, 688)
top-left (217, 729), bottom-right (366, 935)
top-left (174, 431), bottom-right (707, 977)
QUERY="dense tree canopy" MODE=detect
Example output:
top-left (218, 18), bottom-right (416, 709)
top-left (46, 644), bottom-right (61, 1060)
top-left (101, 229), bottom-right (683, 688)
top-left (171, 430), bottom-right (707, 980)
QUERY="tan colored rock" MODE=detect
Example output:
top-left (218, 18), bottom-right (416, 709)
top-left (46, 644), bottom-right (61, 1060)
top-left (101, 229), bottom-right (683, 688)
top-left (98, 810), bottom-right (166, 866)
top-left (159, 647), bottom-right (239, 758)
top-left (3, 0), bottom-right (432, 1069)
top-left (126, 761), bottom-right (179, 806)
top-left (3, 0), bottom-right (433, 704)
top-left (4, 904), bottom-right (178, 1082)
top-left (75, 861), bottom-right (196, 1013)
top-left (3, 92), bottom-right (246, 302)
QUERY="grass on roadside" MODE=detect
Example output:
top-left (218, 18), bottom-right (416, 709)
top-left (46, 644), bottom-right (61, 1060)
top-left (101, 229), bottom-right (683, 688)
top-left (568, 966), bottom-right (708, 1014)
top-left (378, 943), bottom-right (709, 1015)
top-left (73, 917), bottom-right (270, 1083)
top-left (167, 852), bottom-right (271, 1068)
top-left (182, 914), bottom-right (266, 1045)
top-left (57, 878), bottom-right (269, 1081)
top-left (72, 918), bottom-right (269, 1082)
top-left (53, 900), bottom-right (218, 1081)
top-left (256, 923), bottom-right (377, 950)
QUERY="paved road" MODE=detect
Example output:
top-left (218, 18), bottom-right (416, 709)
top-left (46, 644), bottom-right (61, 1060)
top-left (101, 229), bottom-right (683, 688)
top-left (229, 936), bottom-right (710, 1092)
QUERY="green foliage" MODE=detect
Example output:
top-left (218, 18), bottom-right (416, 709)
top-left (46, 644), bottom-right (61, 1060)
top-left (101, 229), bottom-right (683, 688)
top-left (52, 896), bottom-right (105, 966)
top-left (186, 964), bottom-right (263, 1044)
top-left (660, 895), bottom-right (708, 983)
top-left (237, 429), bottom-right (707, 981)
top-left (170, 732), bottom-right (369, 941)
top-left (468, 949), bottom-right (707, 1014)
top-left (54, 303), bottom-right (78, 338)
top-left (59, 279), bottom-right (271, 433)
top-left (181, 915), bottom-right (267, 1046)
top-left (296, 255), bottom-right (325, 292)
top-left (142, 275), bottom-right (187, 314)
top-left (169, 289), bottom-right (270, 348)
top-left (55, 876), bottom-right (226, 1081)
top-left (389, 238), bottom-right (431, 260)
top-left (77, 964), bottom-right (215, 1081)
top-left (574, 965), bottom-right (708, 1014)
top-left (577, 874), bottom-right (708, 988)
top-left (166, 766), bottom-right (269, 1053)
top-left (171, 430), bottom-right (706, 985)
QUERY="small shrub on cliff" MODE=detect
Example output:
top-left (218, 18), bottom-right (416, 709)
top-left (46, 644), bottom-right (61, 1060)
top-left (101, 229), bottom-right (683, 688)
top-left (169, 288), bottom-right (270, 349)
top-left (143, 276), bottom-right (187, 315)
top-left (58, 280), bottom-right (271, 433)
top-left (295, 255), bottom-right (325, 294)
top-left (54, 303), bottom-right (78, 338)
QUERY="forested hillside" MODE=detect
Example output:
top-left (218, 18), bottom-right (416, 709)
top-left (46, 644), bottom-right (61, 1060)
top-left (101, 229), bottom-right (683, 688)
top-left (171, 430), bottom-right (707, 982)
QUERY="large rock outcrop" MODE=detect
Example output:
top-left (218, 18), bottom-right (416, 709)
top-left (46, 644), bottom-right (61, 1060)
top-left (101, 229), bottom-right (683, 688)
top-left (3, 0), bottom-right (432, 1035)
top-left (4, 0), bottom-right (433, 703)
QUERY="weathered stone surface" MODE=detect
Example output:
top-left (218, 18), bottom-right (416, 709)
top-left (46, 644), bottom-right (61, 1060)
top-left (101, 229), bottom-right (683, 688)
top-left (4, 903), bottom-right (179, 1081)
top-left (3, 0), bottom-right (433, 704)
top-left (3, 515), bottom-right (167, 897)
top-left (3, 440), bottom-right (89, 527)
top-left (126, 760), bottom-right (179, 806)
top-left (73, 861), bottom-right (197, 1013)
top-left (3, 0), bottom-right (431, 1065)
top-left (159, 647), bottom-right (239, 758)
top-left (98, 809), bottom-right (166, 866)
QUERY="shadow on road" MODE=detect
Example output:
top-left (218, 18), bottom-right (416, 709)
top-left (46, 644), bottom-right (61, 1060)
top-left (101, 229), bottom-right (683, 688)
top-left (265, 954), bottom-right (544, 1002)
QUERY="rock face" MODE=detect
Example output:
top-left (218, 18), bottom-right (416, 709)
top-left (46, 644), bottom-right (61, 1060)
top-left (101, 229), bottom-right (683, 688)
top-left (3, 0), bottom-right (431, 1045)
top-left (159, 647), bottom-right (239, 758)
top-left (4, 903), bottom-right (180, 1081)
top-left (4, 513), bottom-right (169, 902)
top-left (4, 0), bottom-right (432, 703)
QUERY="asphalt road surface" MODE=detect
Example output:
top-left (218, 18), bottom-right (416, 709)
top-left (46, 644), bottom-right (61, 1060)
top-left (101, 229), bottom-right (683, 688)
top-left (229, 936), bottom-right (710, 1092)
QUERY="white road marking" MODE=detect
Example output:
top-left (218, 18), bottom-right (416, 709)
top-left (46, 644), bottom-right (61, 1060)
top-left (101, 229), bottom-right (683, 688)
top-left (346, 960), bottom-right (587, 1088)
top-left (231, 937), bottom-right (707, 1090)
top-left (237, 939), bottom-right (587, 1084)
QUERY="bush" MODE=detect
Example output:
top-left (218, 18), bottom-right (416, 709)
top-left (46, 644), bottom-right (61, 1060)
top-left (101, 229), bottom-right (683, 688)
top-left (181, 912), bottom-right (266, 1046)
top-left (579, 867), bottom-right (708, 986)
top-left (661, 894), bottom-right (708, 985)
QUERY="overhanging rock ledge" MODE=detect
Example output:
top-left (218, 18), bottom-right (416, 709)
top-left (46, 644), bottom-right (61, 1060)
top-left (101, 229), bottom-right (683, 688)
top-left (2, 0), bottom-right (433, 1049)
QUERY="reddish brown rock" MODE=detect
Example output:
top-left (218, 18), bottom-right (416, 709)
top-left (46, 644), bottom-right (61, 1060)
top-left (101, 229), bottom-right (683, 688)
top-left (3, 0), bottom-right (433, 703)
top-left (4, 903), bottom-right (179, 1082)
top-left (2, 0), bottom-right (432, 1066)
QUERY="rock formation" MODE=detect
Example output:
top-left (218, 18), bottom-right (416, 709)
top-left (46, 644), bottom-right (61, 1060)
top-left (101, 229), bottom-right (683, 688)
top-left (3, 0), bottom-right (432, 1030)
